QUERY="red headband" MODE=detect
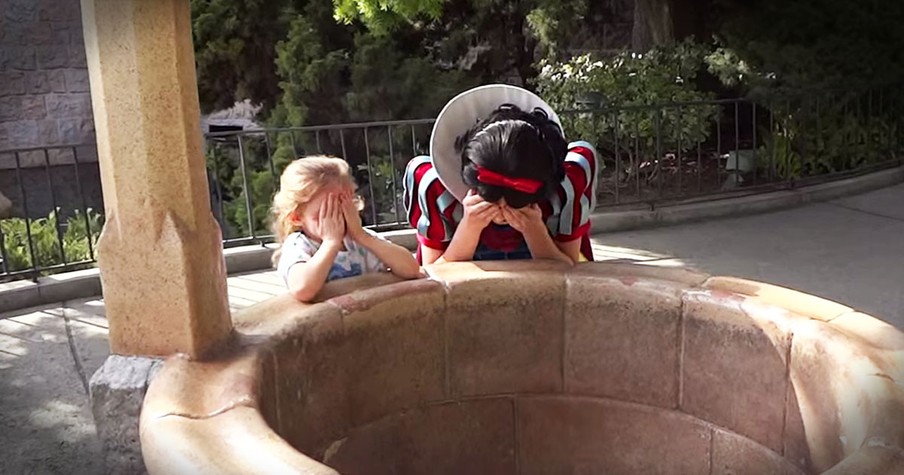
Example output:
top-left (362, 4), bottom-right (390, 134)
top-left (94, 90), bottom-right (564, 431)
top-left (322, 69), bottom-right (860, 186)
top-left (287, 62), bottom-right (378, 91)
top-left (475, 166), bottom-right (543, 194)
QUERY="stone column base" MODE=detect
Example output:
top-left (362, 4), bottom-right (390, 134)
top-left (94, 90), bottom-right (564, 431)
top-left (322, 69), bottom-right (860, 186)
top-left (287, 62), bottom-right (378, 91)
top-left (89, 355), bottom-right (163, 475)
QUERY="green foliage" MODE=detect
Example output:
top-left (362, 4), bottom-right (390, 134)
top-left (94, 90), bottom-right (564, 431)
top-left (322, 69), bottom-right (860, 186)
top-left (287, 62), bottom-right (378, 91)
top-left (190, 0), bottom-right (287, 113)
top-left (704, 46), bottom-right (757, 89)
top-left (537, 40), bottom-right (719, 175)
top-left (707, 0), bottom-right (904, 179)
top-left (0, 209), bottom-right (103, 276)
top-left (526, 0), bottom-right (589, 59)
top-left (190, 0), bottom-right (904, 214)
top-left (332, 0), bottom-right (444, 34)
top-left (711, 0), bottom-right (904, 96)
top-left (273, 3), bottom-right (352, 128)
top-left (206, 136), bottom-right (280, 240)
top-left (757, 95), bottom-right (901, 180)
top-left (757, 117), bottom-right (801, 180)
top-left (357, 155), bottom-right (403, 225)
top-left (345, 34), bottom-right (476, 121)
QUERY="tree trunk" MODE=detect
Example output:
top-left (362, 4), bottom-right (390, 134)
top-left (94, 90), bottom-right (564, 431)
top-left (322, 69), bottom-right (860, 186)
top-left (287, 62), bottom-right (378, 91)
top-left (632, 0), bottom-right (674, 51)
top-left (510, 2), bottom-right (538, 88)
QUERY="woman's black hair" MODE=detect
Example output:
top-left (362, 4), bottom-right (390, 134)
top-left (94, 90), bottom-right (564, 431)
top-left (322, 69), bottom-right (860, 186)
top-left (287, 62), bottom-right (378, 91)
top-left (455, 104), bottom-right (567, 209)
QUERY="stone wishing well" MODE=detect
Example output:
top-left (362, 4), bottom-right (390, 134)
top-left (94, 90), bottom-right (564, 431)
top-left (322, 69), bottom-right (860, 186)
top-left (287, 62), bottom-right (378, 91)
top-left (140, 262), bottom-right (904, 474)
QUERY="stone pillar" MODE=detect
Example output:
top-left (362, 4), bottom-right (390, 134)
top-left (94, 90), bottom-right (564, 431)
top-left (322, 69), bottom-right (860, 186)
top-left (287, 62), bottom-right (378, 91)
top-left (81, 0), bottom-right (232, 358)
top-left (81, 0), bottom-right (233, 472)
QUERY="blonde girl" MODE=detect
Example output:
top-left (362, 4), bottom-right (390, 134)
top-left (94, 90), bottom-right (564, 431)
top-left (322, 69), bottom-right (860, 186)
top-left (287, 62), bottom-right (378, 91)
top-left (272, 156), bottom-right (421, 302)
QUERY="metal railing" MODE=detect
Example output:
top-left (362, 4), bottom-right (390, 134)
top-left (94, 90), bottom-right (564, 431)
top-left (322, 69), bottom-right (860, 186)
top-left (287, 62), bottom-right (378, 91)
top-left (559, 89), bottom-right (903, 208)
top-left (0, 143), bottom-right (103, 281)
top-left (204, 118), bottom-right (437, 247)
top-left (2, 88), bottom-right (902, 281)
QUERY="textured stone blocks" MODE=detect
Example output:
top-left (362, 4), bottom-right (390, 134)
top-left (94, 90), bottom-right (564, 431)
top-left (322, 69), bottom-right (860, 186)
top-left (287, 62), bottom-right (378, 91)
top-left (138, 263), bottom-right (904, 474)
top-left (681, 290), bottom-right (791, 452)
top-left (444, 266), bottom-right (566, 397)
top-left (564, 275), bottom-right (683, 408)
top-left (519, 397), bottom-right (712, 474)
top-left (0, 72), bottom-right (26, 96)
top-left (324, 399), bottom-right (516, 475)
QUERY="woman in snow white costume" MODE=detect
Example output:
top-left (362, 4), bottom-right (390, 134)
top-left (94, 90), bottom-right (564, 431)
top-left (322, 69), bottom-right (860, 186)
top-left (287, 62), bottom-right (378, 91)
top-left (403, 84), bottom-right (599, 265)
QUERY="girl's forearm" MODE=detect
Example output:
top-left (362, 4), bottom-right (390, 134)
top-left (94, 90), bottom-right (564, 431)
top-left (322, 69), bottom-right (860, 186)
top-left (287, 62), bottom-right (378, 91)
top-left (286, 240), bottom-right (342, 301)
top-left (356, 234), bottom-right (421, 278)
top-left (524, 228), bottom-right (574, 265)
top-left (437, 222), bottom-right (482, 262)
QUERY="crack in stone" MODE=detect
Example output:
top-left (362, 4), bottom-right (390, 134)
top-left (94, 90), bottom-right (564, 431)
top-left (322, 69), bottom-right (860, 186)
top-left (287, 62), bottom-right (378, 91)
top-left (154, 395), bottom-right (256, 420)
top-left (825, 201), bottom-right (904, 223)
top-left (871, 372), bottom-right (897, 384)
top-left (62, 305), bottom-right (90, 396)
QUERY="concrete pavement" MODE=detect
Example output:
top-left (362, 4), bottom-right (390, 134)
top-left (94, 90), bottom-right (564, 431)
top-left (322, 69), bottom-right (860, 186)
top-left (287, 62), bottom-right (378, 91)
top-left (595, 183), bottom-right (904, 330)
top-left (0, 272), bottom-right (286, 475)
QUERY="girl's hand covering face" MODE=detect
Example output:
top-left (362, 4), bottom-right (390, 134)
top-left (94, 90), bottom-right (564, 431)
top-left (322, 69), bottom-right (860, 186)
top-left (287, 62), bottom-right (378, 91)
top-left (340, 192), bottom-right (365, 239)
top-left (500, 203), bottom-right (544, 234)
top-left (461, 189), bottom-right (500, 230)
top-left (318, 194), bottom-right (346, 243)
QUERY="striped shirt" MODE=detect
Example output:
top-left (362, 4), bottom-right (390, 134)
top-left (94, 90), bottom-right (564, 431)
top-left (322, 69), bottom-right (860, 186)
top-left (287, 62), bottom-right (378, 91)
top-left (403, 141), bottom-right (598, 262)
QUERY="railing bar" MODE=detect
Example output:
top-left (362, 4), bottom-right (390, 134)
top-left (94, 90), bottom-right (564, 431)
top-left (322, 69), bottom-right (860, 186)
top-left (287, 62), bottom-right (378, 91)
top-left (14, 152), bottom-right (38, 276)
top-left (289, 131), bottom-right (299, 158)
top-left (362, 128), bottom-right (378, 225)
top-left (734, 101), bottom-right (740, 187)
top-left (716, 108), bottom-right (722, 191)
top-left (676, 105), bottom-right (682, 195)
top-left (263, 132), bottom-right (277, 186)
top-left (71, 146), bottom-right (95, 261)
top-left (770, 103), bottom-right (776, 180)
top-left (237, 136), bottom-right (256, 240)
top-left (43, 148), bottom-right (67, 265)
top-left (388, 126), bottom-right (401, 223)
top-left (0, 142), bottom-right (97, 154)
top-left (696, 133), bottom-right (702, 192)
top-left (634, 113), bottom-right (641, 199)
top-left (613, 112), bottom-right (620, 204)
top-left (751, 102), bottom-right (758, 186)
top-left (210, 144), bottom-right (228, 239)
top-left (655, 109), bottom-right (663, 199)
top-left (203, 118), bottom-right (437, 138)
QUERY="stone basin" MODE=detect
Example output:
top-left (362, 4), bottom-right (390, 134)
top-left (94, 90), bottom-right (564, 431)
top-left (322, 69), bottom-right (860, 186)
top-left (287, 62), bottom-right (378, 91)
top-left (140, 261), bottom-right (904, 474)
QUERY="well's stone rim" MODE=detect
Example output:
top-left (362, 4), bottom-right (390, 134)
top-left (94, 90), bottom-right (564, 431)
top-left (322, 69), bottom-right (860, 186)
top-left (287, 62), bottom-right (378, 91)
top-left (140, 261), bottom-right (904, 475)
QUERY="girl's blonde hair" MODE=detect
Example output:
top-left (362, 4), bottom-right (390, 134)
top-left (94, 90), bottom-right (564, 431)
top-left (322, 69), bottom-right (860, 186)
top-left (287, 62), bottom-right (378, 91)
top-left (271, 156), bottom-right (359, 263)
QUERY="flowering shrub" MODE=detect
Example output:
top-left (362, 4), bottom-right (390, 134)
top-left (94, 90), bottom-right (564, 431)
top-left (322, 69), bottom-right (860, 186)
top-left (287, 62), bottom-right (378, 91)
top-left (536, 40), bottom-right (719, 178)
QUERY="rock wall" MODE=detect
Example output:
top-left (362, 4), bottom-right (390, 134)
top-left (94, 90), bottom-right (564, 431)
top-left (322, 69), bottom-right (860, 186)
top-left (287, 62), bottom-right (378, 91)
top-left (0, 0), bottom-right (96, 150)
top-left (0, 0), bottom-right (101, 219)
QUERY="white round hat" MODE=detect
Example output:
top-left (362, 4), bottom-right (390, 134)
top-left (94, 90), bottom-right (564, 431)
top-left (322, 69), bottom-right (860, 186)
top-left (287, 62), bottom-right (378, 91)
top-left (429, 84), bottom-right (563, 201)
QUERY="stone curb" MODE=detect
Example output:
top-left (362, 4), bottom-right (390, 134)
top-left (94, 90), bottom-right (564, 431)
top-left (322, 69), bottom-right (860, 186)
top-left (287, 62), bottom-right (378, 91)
top-left (0, 165), bottom-right (900, 314)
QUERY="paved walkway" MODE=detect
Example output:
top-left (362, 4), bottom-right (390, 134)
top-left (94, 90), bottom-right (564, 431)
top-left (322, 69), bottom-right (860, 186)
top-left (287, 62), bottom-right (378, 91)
top-left (597, 182), bottom-right (904, 330)
top-left (0, 271), bottom-right (287, 475)
top-left (1, 183), bottom-right (902, 473)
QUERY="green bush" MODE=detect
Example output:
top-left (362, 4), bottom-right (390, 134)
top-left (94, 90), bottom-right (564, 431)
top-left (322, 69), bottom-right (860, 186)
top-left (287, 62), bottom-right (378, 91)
top-left (536, 40), bottom-right (720, 182)
top-left (0, 209), bottom-right (103, 276)
top-left (356, 155), bottom-right (404, 226)
top-left (754, 94), bottom-right (900, 181)
top-left (206, 135), bottom-right (287, 241)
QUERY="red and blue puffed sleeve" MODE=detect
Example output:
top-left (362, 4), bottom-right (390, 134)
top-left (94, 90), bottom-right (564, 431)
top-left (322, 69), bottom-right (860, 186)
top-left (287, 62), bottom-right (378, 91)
top-left (403, 156), bottom-right (463, 260)
top-left (543, 141), bottom-right (598, 259)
